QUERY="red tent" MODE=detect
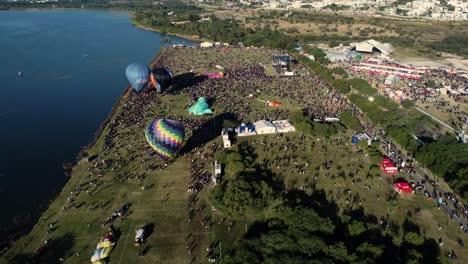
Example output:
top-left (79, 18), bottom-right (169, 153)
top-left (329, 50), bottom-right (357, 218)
top-left (394, 182), bottom-right (413, 194)
top-left (381, 158), bottom-right (398, 174)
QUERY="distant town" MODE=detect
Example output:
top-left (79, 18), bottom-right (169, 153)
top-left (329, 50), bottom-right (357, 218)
top-left (197, 0), bottom-right (468, 21)
top-left (2, 0), bottom-right (467, 20)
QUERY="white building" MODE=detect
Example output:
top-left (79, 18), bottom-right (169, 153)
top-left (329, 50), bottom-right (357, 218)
top-left (352, 39), bottom-right (393, 56)
top-left (222, 129), bottom-right (231, 148)
top-left (254, 120), bottom-right (277, 134)
top-left (273, 120), bottom-right (296, 133)
top-left (213, 160), bottom-right (222, 185)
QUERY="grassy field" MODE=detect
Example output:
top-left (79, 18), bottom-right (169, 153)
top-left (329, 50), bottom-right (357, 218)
top-left (2, 47), bottom-right (467, 263)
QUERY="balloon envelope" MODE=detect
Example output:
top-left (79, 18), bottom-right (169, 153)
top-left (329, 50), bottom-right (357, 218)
top-left (188, 97), bottom-right (213, 115)
top-left (150, 68), bottom-right (174, 93)
top-left (145, 118), bottom-right (185, 160)
top-left (126, 63), bottom-right (150, 92)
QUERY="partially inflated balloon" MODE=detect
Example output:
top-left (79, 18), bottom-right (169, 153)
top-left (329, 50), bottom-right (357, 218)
top-left (150, 68), bottom-right (174, 93)
top-left (145, 118), bottom-right (185, 160)
top-left (126, 63), bottom-right (150, 92)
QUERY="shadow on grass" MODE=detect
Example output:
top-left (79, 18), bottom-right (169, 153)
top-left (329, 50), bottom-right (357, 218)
top-left (10, 233), bottom-right (75, 264)
top-left (181, 112), bottom-right (238, 154)
top-left (221, 188), bottom-right (441, 263)
top-left (170, 72), bottom-right (207, 94)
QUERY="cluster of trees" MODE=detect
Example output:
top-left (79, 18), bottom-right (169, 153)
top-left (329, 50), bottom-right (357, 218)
top-left (330, 67), bottom-right (348, 77)
top-left (301, 46), bottom-right (330, 65)
top-left (373, 96), bottom-right (400, 111)
top-left (348, 94), bottom-right (398, 126)
top-left (324, 4), bottom-right (350, 11)
top-left (330, 76), bottom-right (377, 95)
top-left (332, 79), bottom-right (352, 93)
top-left (432, 35), bottom-right (468, 57)
top-left (209, 134), bottom-right (441, 264)
top-left (134, 9), bottom-right (297, 49)
top-left (349, 78), bottom-right (377, 95)
top-left (211, 145), bottom-right (276, 215)
top-left (220, 189), bottom-right (441, 264)
top-left (339, 111), bottom-right (364, 131)
top-left (289, 111), bottom-right (344, 138)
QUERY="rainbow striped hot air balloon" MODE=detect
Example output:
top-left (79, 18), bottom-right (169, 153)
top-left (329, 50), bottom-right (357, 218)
top-left (145, 118), bottom-right (185, 160)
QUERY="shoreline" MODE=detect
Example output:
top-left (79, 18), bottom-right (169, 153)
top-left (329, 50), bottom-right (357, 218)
top-left (0, 17), bottom-right (174, 252)
top-left (130, 19), bottom-right (207, 44)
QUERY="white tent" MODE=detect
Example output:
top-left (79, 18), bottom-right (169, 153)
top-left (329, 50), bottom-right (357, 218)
top-left (355, 42), bottom-right (374, 53)
top-left (200, 42), bottom-right (213, 48)
top-left (273, 120), bottom-right (295, 133)
top-left (353, 39), bottom-right (393, 55)
top-left (254, 120), bottom-right (277, 134)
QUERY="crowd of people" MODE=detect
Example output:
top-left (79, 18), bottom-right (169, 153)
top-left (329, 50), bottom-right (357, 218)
top-left (335, 59), bottom-right (467, 132)
top-left (38, 46), bottom-right (466, 262)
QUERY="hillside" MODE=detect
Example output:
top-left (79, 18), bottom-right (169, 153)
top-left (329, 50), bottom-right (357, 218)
top-left (1, 46), bottom-right (466, 264)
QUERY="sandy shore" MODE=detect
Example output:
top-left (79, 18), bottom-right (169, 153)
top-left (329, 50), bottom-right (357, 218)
top-left (130, 19), bottom-right (206, 43)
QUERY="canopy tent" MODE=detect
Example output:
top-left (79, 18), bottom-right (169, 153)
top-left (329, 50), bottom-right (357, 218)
top-left (352, 133), bottom-right (371, 144)
top-left (394, 182), bottom-right (413, 194)
top-left (381, 158), bottom-right (398, 174)
top-left (237, 124), bottom-right (256, 136)
top-left (188, 97), bottom-right (213, 115)
top-left (254, 120), bottom-right (277, 135)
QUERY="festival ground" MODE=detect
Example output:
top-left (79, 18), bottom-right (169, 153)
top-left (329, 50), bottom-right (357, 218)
top-left (2, 47), bottom-right (467, 263)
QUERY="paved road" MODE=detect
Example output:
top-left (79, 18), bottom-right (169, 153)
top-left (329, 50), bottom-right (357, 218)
top-left (415, 106), bottom-right (456, 132)
top-left (381, 138), bottom-right (467, 231)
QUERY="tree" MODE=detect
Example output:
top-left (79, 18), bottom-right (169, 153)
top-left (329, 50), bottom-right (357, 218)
top-left (404, 232), bottom-right (425, 246)
top-left (357, 242), bottom-right (384, 258)
top-left (426, 80), bottom-right (436, 88)
top-left (374, 95), bottom-right (399, 111)
top-left (226, 152), bottom-right (245, 177)
top-left (339, 111), bottom-right (363, 131)
top-left (348, 220), bottom-right (367, 237)
top-left (349, 78), bottom-right (377, 95)
top-left (332, 79), bottom-right (351, 94)
top-left (401, 100), bottom-right (415, 109)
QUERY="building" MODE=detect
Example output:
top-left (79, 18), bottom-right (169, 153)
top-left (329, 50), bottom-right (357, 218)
top-left (273, 120), bottom-right (296, 133)
top-left (352, 39), bottom-right (393, 56)
top-left (213, 161), bottom-right (222, 185)
top-left (236, 124), bottom-right (256, 137)
top-left (254, 120), bottom-right (277, 134)
top-left (325, 50), bottom-right (350, 63)
top-left (222, 128), bottom-right (231, 148)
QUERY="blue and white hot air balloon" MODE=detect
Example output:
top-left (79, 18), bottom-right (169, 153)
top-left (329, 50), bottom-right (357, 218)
top-left (126, 63), bottom-right (150, 92)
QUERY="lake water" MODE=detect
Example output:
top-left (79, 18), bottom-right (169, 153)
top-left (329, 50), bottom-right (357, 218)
top-left (0, 10), bottom-right (191, 239)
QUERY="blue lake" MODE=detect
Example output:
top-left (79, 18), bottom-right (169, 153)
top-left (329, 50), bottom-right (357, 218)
top-left (0, 10), bottom-right (191, 238)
